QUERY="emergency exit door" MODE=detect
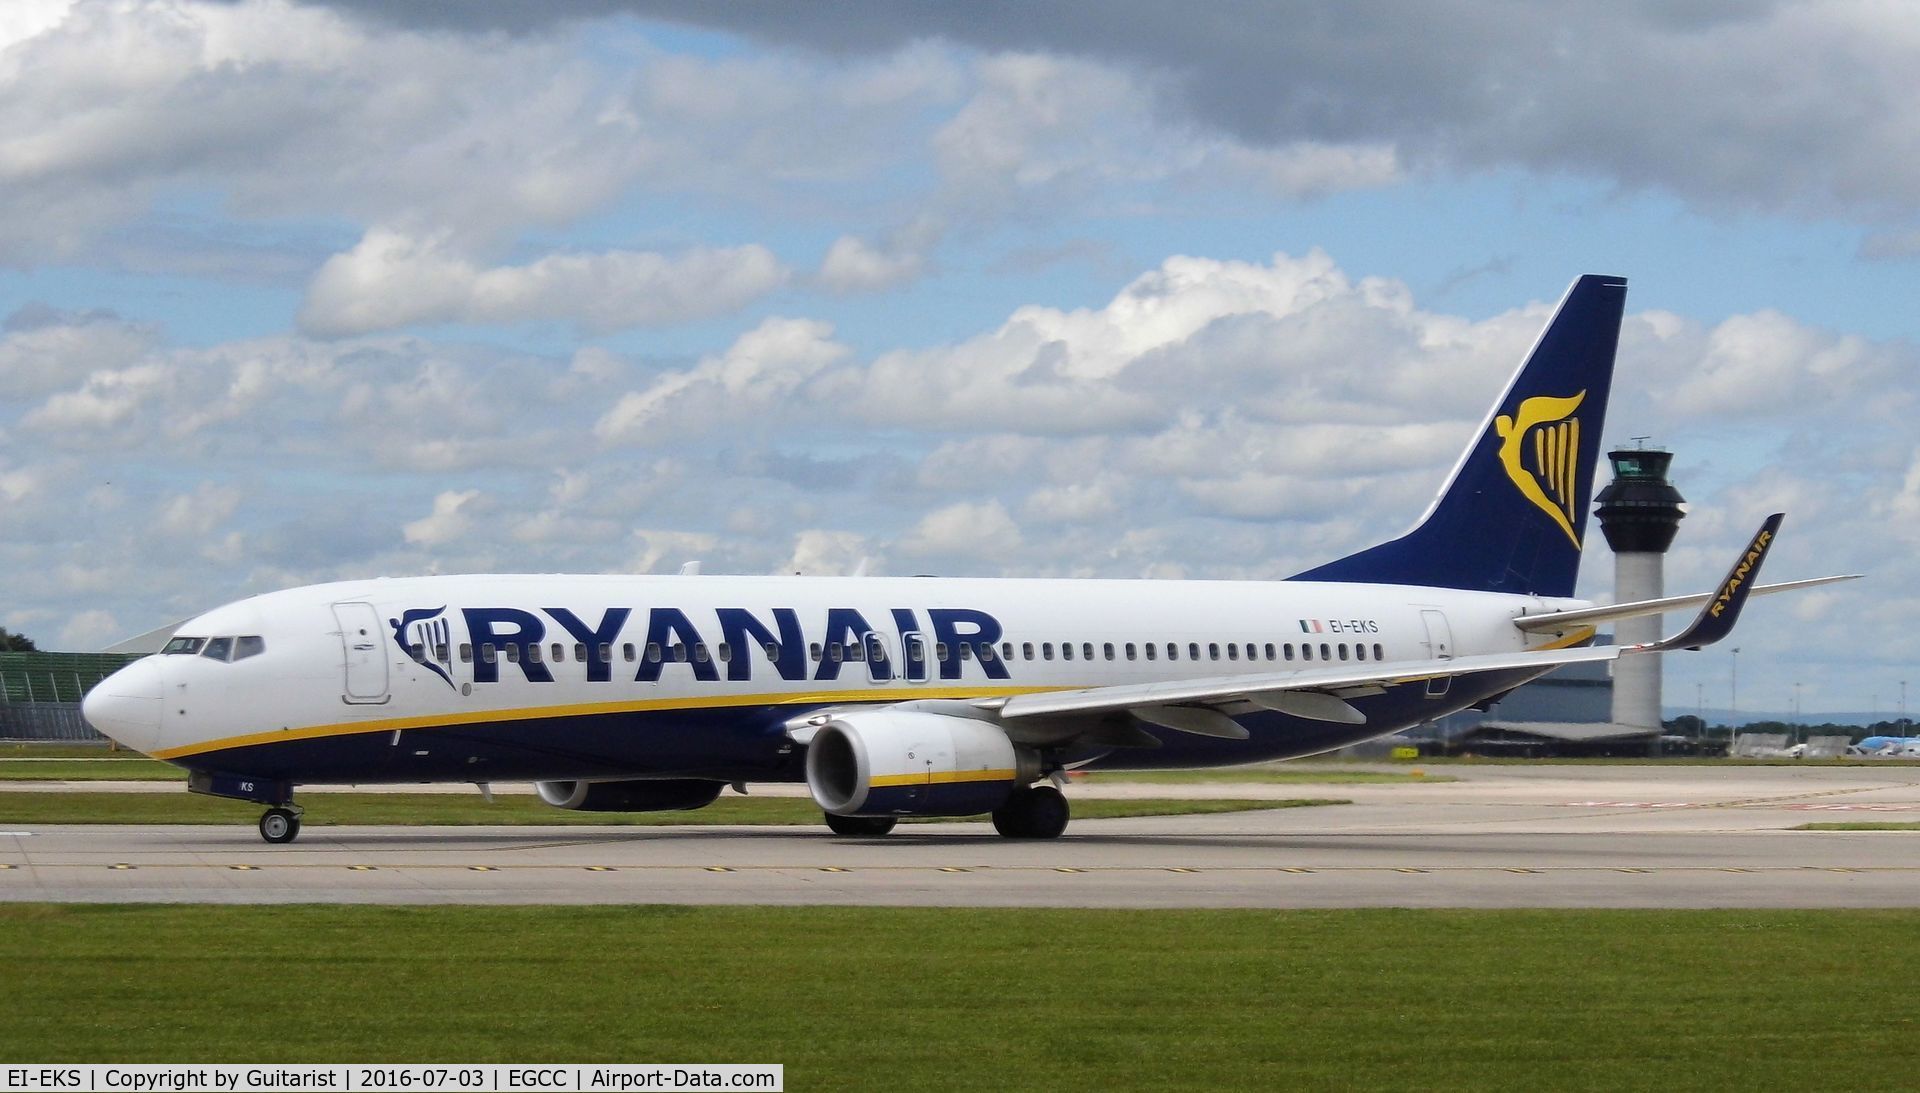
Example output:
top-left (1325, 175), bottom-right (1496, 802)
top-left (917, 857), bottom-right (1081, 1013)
top-left (332, 601), bottom-right (390, 704)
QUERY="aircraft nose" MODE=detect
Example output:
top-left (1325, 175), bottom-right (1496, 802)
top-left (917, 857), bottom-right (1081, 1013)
top-left (82, 657), bottom-right (165, 754)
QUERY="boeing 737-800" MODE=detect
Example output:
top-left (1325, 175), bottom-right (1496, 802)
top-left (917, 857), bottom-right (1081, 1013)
top-left (81, 275), bottom-right (1851, 842)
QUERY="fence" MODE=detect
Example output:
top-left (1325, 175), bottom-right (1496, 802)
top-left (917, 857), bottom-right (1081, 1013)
top-left (0, 702), bottom-right (106, 742)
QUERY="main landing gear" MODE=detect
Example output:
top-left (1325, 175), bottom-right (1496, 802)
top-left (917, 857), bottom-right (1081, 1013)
top-left (992, 784), bottom-right (1069, 839)
top-left (259, 805), bottom-right (303, 844)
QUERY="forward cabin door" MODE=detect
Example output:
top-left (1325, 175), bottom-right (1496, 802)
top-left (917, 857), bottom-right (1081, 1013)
top-left (332, 601), bottom-right (391, 704)
top-left (1420, 609), bottom-right (1453, 698)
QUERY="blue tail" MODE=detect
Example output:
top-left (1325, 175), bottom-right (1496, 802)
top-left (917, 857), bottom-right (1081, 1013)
top-left (1291, 274), bottom-right (1628, 597)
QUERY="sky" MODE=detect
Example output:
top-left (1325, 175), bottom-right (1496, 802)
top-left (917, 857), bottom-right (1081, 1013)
top-left (2, 0), bottom-right (1917, 720)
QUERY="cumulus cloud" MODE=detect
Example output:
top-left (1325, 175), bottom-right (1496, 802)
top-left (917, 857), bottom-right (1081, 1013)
top-left (610, 1), bottom-right (1920, 223)
top-left (403, 489), bottom-right (486, 546)
top-left (299, 229), bottom-right (788, 336)
top-left (816, 217), bottom-right (943, 293)
top-left (898, 500), bottom-right (1023, 564)
top-left (596, 316), bottom-right (850, 443)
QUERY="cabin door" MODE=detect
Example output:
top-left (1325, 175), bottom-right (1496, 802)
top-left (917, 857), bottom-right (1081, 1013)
top-left (1420, 609), bottom-right (1453, 698)
top-left (332, 601), bottom-right (391, 704)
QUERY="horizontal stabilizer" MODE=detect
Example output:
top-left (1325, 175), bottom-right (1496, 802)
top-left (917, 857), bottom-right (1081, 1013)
top-left (1516, 572), bottom-right (1859, 634)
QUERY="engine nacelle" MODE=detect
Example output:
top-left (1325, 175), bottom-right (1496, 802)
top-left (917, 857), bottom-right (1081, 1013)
top-left (805, 710), bottom-right (1040, 817)
top-left (535, 778), bottom-right (725, 812)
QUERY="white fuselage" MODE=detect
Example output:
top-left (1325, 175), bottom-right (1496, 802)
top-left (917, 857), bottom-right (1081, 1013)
top-left (84, 573), bottom-right (1587, 782)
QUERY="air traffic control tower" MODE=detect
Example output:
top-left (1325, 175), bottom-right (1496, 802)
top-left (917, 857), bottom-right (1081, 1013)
top-left (1594, 446), bottom-right (1686, 743)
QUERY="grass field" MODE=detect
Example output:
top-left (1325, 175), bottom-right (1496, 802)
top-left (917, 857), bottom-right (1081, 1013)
top-left (0, 906), bottom-right (1915, 1089)
top-left (0, 791), bottom-right (1340, 827)
top-left (1797, 821), bottom-right (1920, 831)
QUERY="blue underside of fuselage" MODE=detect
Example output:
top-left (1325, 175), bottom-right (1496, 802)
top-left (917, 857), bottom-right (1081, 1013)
top-left (169, 667), bottom-right (1545, 787)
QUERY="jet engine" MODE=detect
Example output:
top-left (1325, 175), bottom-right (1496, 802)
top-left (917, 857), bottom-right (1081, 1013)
top-left (535, 778), bottom-right (725, 812)
top-left (805, 709), bottom-right (1040, 817)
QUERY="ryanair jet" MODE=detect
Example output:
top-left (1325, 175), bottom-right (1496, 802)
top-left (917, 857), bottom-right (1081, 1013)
top-left (82, 275), bottom-right (1851, 843)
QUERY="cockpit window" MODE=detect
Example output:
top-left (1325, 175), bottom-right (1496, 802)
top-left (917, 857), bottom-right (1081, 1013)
top-left (162, 636), bottom-right (205, 655)
top-left (232, 636), bottom-right (266, 661)
top-left (201, 637), bottom-right (233, 661)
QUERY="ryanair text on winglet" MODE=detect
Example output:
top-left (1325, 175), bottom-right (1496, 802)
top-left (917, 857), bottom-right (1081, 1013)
top-left (1708, 529), bottom-right (1774, 618)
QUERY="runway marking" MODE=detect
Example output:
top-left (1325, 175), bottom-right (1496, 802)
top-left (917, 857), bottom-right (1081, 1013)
top-left (817, 866), bottom-right (849, 873)
top-left (17, 862), bottom-right (1920, 877)
top-left (937, 867), bottom-right (970, 873)
top-left (1505, 868), bottom-right (1541, 874)
top-left (1165, 867), bottom-right (1198, 874)
top-left (704, 866), bottom-right (734, 873)
top-left (1055, 867), bottom-right (1084, 873)
top-left (1281, 867), bottom-right (1314, 874)
top-left (1616, 868), bottom-right (1653, 874)
top-left (584, 866), bottom-right (615, 871)
top-left (228, 865), bottom-right (258, 871)
top-left (108, 864), bottom-right (134, 870)
top-left (0, 864), bottom-right (15, 869)
top-left (1394, 867), bottom-right (1428, 874)
top-left (347, 865), bottom-right (377, 871)
top-left (467, 866), bottom-right (497, 872)
top-left (1720, 868), bottom-right (1754, 873)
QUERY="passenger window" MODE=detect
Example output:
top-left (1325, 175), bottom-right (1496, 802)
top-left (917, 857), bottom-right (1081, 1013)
top-left (551, 643), bottom-right (564, 663)
top-left (1284, 644), bottom-right (1295, 661)
top-left (980, 644), bottom-right (996, 663)
top-left (936, 642), bottom-right (950, 661)
top-left (1167, 643), bottom-right (1178, 661)
top-left (1082, 643), bottom-right (1094, 660)
top-left (1125, 643), bottom-right (1137, 661)
top-left (959, 643), bottom-right (973, 661)
top-left (482, 645), bottom-right (498, 664)
top-left (529, 644), bottom-right (545, 664)
top-left (765, 642), bottom-right (780, 661)
top-left (1320, 643), bottom-right (1331, 660)
top-left (1302, 645), bottom-right (1313, 661)
top-left (693, 643), bottom-right (709, 663)
top-left (1144, 643), bottom-right (1156, 661)
top-left (622, 643), bottom-right (636, 662)
top-left (847, 642), bottom-right (864, 662)
top-left (646, 643), bottom-right (662, 664)
top-left (829, 643), bottom-right (843, 663)
top-left (1264, 643), bottom-right (1276, 660)
top-left (1042, 643), bottom-right (1054, 661)
top-left (1023, 642), bottom-right (1035, 660)
top-left (810, 642), bottom-right (822, 662)
top-left (1002, 642), bottom-right (1014, 661)
top-left (1189, 643), bottom-right (1200, 661)
top-left (716, 642), bottom-right (731, 663)
top-left (460, 643), bottom-right (473, 663)
top-left (1062, 643), bottom-right (1074, 661)
top-left (1374, 643), bottom-right (1385, 661)
top-left (1227, 644), bottom-right (1238, 661)
top-left (1354, 644), bottom-right (1365, 661)
top-left (506, 645), bottom-right (521, 663)
top-left (907, 642), bottom-right (924, 663)
top-left (1339, 644), bottom-right (1349, 661)
top-left (575, 643), bottom-right (587, 663)
top-left (201, 636), bottom-right (234, 661)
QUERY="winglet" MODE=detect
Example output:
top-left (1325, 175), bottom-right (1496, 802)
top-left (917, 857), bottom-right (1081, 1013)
top-left (1641, 513), bottom-right (1784, 652)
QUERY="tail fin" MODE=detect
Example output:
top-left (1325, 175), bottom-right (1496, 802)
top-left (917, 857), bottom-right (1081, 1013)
top-left (1292, 274), bottom-right (1628, 597)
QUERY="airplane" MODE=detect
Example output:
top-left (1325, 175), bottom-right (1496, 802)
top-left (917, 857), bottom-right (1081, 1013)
top-left (81, 274), bottom-right (1854, 843)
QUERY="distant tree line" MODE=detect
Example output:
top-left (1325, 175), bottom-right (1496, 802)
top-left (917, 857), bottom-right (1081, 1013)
top-left (0, 628), bottom-right (35, 652)
top-left (1665, 714), bottom-right (1914, 743)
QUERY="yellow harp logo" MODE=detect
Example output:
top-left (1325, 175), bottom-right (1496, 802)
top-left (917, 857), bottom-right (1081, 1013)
top-left (1494, 391), bottom-right (1586, 549)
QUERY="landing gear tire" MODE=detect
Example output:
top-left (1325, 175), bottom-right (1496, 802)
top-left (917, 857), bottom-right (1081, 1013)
top-left (992, 784), bottom-right (1069, 839)
top-left (824, 813), bottom-right (898, 837)
top-left (259, 807), bottom-right (301, 844)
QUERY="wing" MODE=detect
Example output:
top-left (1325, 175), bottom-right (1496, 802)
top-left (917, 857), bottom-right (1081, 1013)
top-left (982, 514), bottom-right (1793, 737)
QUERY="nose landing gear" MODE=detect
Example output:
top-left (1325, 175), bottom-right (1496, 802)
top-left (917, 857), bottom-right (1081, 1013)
top-left (259, 806), bottom-right (303, 844)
